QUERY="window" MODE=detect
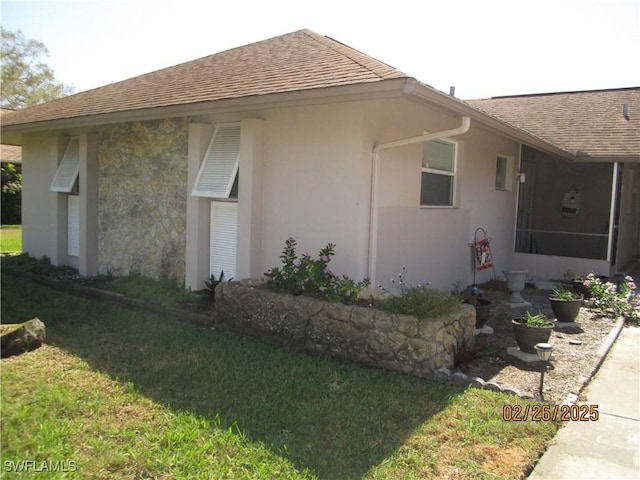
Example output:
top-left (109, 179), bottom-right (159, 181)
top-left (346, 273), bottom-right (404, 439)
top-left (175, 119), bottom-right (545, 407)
top-left (192, 122), bottom-right (240, 198)
top-left (67, 195), bottom-right (80, 257)
top-left (51, 138), bottom-right (80, 192)
top-left (420, 139), bottom-right (457, 206)
top-left (495, 155), bottom-right (510, 190)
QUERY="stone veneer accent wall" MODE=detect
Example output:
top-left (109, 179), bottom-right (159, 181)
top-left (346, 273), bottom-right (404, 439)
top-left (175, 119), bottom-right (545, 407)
top-left (98, 119), bottom-right (189, 280)
top-left (214, 280), bottom-right (476, 377)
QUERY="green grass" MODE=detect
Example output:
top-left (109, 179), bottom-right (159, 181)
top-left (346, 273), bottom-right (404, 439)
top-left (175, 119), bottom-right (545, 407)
top-left (108, 271), bottom-right (196, 307)
top-left (1, 273), bottom-right (558, 479)
top-left (0, 224), bottom-right (21, 252)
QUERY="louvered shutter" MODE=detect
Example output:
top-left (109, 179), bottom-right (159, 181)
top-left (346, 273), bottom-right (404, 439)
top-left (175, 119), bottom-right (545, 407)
top-left (67, 196), bottom-right (80, 257)
top-left (193, 123), bottom-right (241, 198)
top-left (51, 138), bottom-right (80, 192)
top-left (210, 201), bottom-right (238, 281)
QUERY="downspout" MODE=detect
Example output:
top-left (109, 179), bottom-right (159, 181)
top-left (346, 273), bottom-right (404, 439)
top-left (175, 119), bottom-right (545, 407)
top-left (367, 116), bottom-right (471, 284)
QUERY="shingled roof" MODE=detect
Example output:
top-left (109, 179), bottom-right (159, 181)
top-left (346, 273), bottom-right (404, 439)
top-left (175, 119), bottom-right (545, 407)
top-left (468, 88), bottom-right (640, 160)
top-left (1, 29), bottom-right (406, 128)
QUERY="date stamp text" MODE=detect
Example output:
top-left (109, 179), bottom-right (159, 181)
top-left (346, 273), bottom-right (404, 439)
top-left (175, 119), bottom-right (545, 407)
top-left (502, 404), bottom-right (599, 422)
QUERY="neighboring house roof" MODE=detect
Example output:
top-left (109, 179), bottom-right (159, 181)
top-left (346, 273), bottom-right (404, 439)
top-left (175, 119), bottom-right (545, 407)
top-left (0, 145), bottom-right (22, 163)
top-left (468, 88), bottom-right (640, 160)
top-left (0, 109), bottom-right (22, 163)
top-left (0, 29), bottom-right (405, 128)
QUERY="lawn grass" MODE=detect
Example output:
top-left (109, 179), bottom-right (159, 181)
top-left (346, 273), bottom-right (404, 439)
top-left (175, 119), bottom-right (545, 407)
top-left (0, 224), bottom-right (21, 252)
top-left (1, 274), bottom-right (558, 479)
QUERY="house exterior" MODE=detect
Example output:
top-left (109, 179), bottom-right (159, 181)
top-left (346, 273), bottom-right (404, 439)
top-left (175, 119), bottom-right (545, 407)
top-left (1, 29), bottom-right (638, 291)
top-left (469, 89), bottom-right (640, 279)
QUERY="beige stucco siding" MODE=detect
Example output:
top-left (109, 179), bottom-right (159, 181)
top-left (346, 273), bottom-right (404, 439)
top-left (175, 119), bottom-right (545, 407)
top-left (369, 100), bottom-right (521, 290)
top-left (260, 103), bottom-right (371, 281)
top-left (21, 134), bottom-right (61, 262)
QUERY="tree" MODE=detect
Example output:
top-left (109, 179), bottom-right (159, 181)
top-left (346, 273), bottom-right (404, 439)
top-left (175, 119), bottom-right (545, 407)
top-left (1, 162), bottom-right (22, 224)
top-left (1, 27), bottom-right (74, 109)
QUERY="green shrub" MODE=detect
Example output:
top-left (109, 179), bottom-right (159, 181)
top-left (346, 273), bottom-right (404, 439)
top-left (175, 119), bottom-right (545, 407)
top-left (376, 286), bottom-right (461, 319)
top-left (584, 273), bottom-right (639, 324)
top-left (1, 252), bottom-right (76, 276)
top-left (265, 237), bottom-right (370, 304)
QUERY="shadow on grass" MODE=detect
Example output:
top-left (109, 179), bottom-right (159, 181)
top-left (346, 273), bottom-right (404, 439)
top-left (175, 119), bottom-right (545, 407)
top-left (1, 275), bottom-right (463, 479)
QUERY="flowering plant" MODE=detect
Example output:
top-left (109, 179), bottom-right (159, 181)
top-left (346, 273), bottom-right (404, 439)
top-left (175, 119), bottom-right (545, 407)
top-left (583, 273), bottom-right (639, 324)
top-left (265, 237), bottom-right (370, 304)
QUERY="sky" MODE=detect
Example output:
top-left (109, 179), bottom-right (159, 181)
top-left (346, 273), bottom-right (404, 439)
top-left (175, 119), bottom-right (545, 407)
top-left (1, 0), bottom-right (639, 100)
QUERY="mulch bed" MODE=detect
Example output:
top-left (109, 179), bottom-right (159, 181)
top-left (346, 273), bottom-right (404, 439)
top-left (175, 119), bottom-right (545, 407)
top-left (455, 280), bottom-right (623, 404)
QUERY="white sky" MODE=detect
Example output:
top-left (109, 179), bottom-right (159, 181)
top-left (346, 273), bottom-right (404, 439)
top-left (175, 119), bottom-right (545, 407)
top-left (1, 0), bottom-right (639, 100)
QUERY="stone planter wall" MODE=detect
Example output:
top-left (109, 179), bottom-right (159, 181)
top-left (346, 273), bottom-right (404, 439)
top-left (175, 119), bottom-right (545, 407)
top-left (213, 280), bottom-right (476, 378)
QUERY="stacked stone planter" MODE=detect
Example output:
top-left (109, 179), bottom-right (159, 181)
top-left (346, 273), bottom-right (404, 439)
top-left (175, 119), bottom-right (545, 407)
top-left (213, 280), bottom-right (476, 378)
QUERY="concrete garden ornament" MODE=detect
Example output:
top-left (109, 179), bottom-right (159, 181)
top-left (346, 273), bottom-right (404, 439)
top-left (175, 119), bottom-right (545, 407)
top-left (504, 269), bottom-right (530, 306)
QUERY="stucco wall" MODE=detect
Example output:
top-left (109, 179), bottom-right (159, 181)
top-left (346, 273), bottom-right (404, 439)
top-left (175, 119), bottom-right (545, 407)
top-left (98, 119), bottom-right (189, 280)
top-left (21, 134), bottom-right (60, 261)
top-left (369, 99), bottom-right (521, 291)
top-left (259, 103), bottom-right (371, 282)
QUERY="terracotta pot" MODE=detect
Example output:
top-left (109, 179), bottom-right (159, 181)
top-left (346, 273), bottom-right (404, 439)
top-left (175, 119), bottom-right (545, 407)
top-left (512, 318), bottom-right (553, 354)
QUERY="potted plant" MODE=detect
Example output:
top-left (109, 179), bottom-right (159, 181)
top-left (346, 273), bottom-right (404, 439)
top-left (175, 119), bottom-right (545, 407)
top-left (549, 287), bottom-right (583, 322)
top-left (571, 274), bottom-right (591, 297)
top-left (463, 287), bottom-right (491, 328)
top-left (512, 311), bottom-right (554, 354)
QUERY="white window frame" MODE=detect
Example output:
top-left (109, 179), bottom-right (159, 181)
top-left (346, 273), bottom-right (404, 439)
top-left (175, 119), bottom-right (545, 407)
top-left (51, 137), bottom-right (80, 192)
top-left (495, 154), bottom-right (512, 191)
top-left (192, 122), bottom-right (240, 198)
top-left (420, 138), bottom-right (457, 207)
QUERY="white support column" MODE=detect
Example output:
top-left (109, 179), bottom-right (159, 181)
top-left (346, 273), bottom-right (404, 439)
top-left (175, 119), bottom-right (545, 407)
top-left (237, 118), bottom-right (265, 280)
top-left (79, 133), bottom-right (99, 276)
top-left (185, 123), bottom-right (214, 290)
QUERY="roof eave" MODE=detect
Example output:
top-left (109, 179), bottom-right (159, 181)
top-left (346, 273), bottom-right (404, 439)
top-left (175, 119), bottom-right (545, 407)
top-left (405, 80), bottom-right (578, 161)
top-left (0, 78), bottom-right (411, 142)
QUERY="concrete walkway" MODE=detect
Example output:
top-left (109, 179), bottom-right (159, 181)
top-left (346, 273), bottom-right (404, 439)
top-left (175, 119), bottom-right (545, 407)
top-left (529, 326), bottom-right (640, 479)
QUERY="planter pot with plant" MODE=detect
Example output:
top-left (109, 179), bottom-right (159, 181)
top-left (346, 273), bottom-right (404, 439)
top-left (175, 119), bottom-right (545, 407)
top-left (512, 312), bottom-right (554, 354)
top-left (463, 297), bottom-right (491, 328)
top-left (549, 287), bottom-right (583, 322)
top-left (572, 275), bottom-right (591, 297)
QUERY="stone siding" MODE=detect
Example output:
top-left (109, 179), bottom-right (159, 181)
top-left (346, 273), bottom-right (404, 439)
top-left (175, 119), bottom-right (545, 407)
top-left (98, 119), bottom-right (189, 280)
top-left (215, 281), bottom-right (476, 377)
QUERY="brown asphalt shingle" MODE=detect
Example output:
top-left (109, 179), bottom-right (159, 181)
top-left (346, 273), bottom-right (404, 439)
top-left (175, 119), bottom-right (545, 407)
top-left (1, 29), bottom-right (406, 128)
top-left (468, 88), bottom-right (640, 159)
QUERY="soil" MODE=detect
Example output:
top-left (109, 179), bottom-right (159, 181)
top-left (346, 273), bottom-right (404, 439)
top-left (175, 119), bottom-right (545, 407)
top-left (455, 280), bottom-right (621, 404)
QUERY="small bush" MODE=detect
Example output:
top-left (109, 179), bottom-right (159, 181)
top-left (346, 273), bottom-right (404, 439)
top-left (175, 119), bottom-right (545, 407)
top-left (1, 252), bottom-right (76, 276)
top-left (583, 273), bottom-right (639, 324)
top-left (376, 286), bottom-right (461, 319)
top-left (265, 237), bottom-right (370, 304)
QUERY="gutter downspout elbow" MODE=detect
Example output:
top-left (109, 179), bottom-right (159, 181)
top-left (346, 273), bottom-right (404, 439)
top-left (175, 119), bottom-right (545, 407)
top-left (367, 116), bottom-right (471, 284)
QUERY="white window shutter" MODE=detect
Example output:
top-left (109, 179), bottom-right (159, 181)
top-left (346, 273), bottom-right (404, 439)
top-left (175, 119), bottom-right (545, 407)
top-left (51, 138), bottom-right (80, 192)
top-left (210, 201), bottom-right (238, 281)
top-left (67, 195), bottom-right (80, 257)
top-left (193, 123), bottom-right (241, 198)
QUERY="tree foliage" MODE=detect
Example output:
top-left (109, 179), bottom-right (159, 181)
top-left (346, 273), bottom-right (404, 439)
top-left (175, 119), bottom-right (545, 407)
top-left (1, 27), bottom-right (74, 109)
top-left (1, 162), bottom-right (22, 224)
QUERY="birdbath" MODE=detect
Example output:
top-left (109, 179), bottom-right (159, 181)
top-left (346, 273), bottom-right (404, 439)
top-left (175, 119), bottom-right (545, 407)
top-left (504, 269), bottom-right (529, 305)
